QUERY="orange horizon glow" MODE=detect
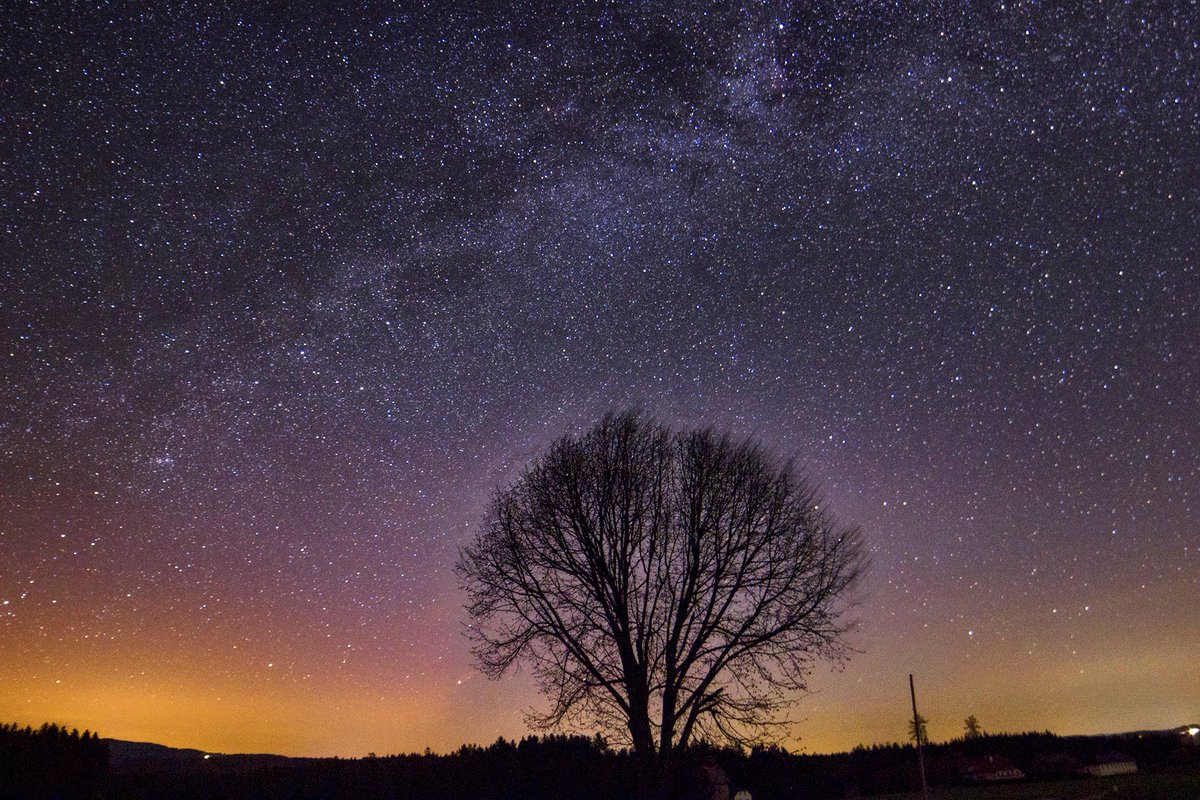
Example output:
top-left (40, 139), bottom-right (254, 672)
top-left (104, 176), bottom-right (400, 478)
top-left (5, 569), bottom-right (1196, 758)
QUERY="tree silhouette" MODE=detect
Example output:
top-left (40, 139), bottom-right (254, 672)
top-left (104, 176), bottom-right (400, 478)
top-left (909, 714), bottom-right (929, 745)
top-left (964, 714), bottom-right (983, 739)
top-left (457, 411), bottom-right (865, 762)
top-left (0, 721), bottom-right (108, 798)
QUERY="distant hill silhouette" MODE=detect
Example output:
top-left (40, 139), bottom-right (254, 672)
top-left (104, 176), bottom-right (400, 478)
top-left (105, 737), bottom-right (296, 774)
top-left (105, 738), bottom-right (208, 767)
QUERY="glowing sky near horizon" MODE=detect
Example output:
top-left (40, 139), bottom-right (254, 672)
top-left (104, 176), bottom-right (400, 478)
top-left (1, 2), bottom-right (1197, 757)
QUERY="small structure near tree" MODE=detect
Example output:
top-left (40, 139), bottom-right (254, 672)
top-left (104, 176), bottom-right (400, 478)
top-left (1082, 755), bottom-right (1137, 777)
top-left (964, 755), bottom-right (1024, 782)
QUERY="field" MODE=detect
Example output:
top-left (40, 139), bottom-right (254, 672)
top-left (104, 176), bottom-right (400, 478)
top-left (876, 771), bottom-right (1200, 800)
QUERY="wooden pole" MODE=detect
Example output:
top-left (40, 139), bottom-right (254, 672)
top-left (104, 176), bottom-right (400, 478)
top-left (910, 673), bottom-right (929, 800)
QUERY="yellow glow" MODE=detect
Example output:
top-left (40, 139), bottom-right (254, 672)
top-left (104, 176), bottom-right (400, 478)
top-left (2, 542), bottom-right (1197, 757)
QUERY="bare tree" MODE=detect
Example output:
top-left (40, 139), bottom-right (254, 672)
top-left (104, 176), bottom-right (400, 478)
top-left (456, 411), bottom-right (865, 759)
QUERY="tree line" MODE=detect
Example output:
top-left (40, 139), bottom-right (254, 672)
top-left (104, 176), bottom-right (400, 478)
top-left (6, 722), bottom-right (1196, 800)
top-left (0, 722), bottom-right (108, 800)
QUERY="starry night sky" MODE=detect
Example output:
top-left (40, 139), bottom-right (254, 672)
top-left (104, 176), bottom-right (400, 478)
top-left (2, 2), bottom-right (1198, 757)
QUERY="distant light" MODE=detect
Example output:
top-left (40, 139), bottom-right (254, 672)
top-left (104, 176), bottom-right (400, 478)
top-left (203, 754), bottom-right (212, 759)
top-left (1188, 727), bottom-right (1199, 736)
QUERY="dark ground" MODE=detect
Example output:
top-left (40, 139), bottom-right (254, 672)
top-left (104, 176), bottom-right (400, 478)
top-left (3, 722), bottom-right (1199, 800)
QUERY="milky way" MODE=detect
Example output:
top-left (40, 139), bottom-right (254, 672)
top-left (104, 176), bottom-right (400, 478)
top-left (2, 3), bottom-right (1197, 756)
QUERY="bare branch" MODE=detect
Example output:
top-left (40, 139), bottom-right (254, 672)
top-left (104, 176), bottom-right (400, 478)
top-left (456, 410), bottom-right (866, 757)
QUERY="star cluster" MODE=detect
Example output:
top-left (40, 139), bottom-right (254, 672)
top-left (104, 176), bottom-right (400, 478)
top-left (1, 2), bottom-right (1197, 755)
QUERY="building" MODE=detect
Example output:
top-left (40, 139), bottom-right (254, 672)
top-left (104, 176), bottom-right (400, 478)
top-left (1082, 756), bottom-right (1137, 777)
top-left (964, 755), bottom-right (1025, 782)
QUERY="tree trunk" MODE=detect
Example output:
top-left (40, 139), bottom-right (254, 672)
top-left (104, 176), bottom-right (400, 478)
top-left (659, 683), bottom-right (678, 754)
top-left (628, 684), bottom-right (665, 800)
top-left (627, 688), bottom-right (656, 757)
top-left (632, 748), bottom-right (669, 800)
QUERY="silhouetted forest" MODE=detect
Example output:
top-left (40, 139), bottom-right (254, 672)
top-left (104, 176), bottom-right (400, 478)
top-left (0, 722), bottom-right (108, 800)
top-left (3, 722), bottom-right (1198, 800)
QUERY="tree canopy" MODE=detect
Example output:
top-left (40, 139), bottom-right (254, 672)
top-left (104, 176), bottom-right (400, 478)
top-left (457, 411), bottom-right (865, 757)
top-left (964, 715), bottom-right (983, 739)
top-left (909, 714), bottom-right (929, 746)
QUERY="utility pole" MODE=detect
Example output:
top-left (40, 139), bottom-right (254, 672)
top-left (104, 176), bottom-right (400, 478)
top-left (910, 674), bottom-right (929, 800)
